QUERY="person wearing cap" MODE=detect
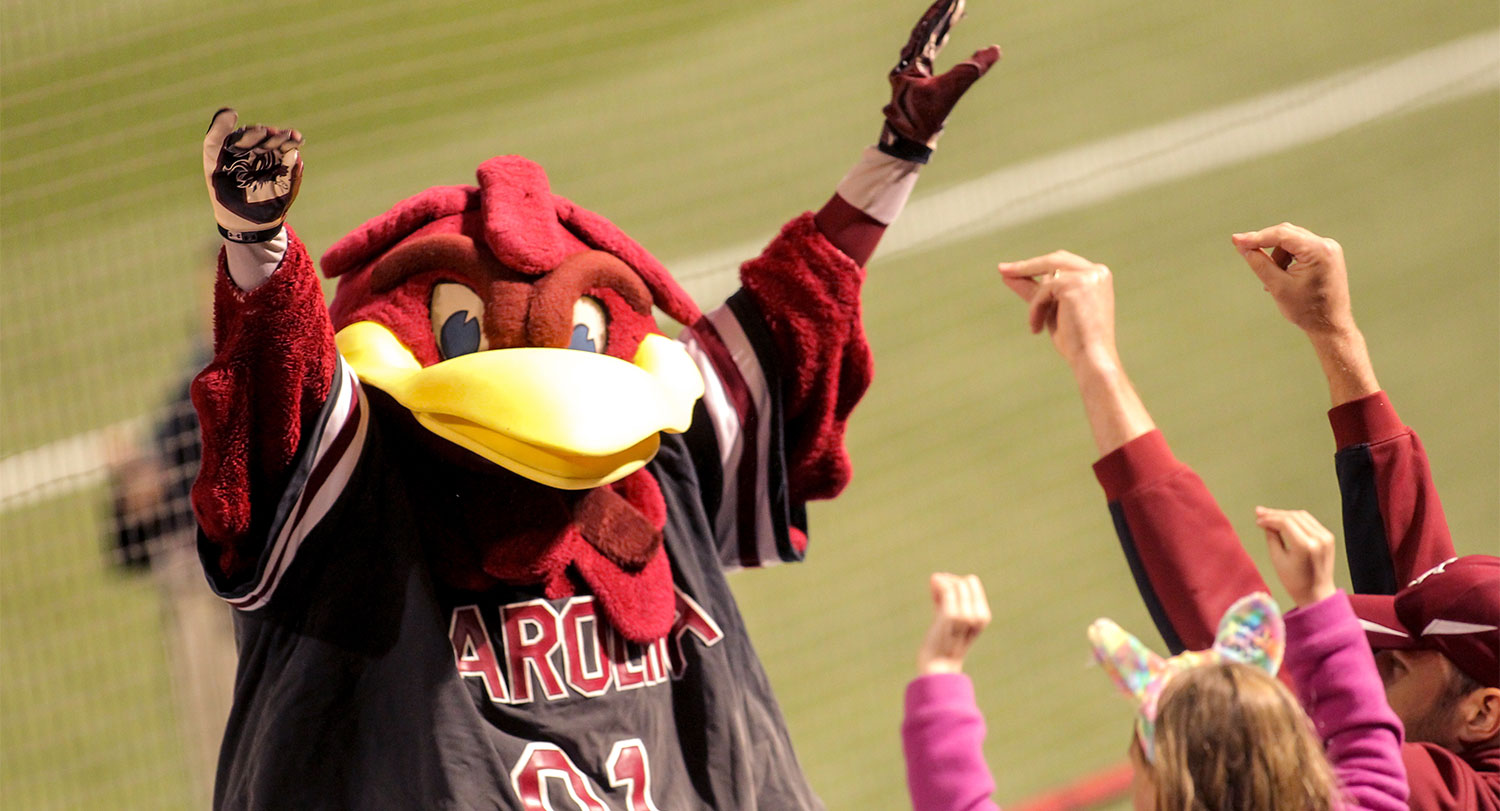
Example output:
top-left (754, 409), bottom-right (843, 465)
top-left (1231, 223), bottom-right (1500, 808)
top-left (995, 225), bottom-right (1499, 810)
top-left (1353, 557), bottom-right (1500, 749)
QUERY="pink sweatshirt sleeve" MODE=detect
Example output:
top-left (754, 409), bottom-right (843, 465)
top-left (1283, 592), bottom-right (1408, 811)
top-left (902, 673), bottom-right (1002, 811)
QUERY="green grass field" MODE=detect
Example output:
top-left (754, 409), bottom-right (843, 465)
top-left (3, 1), bottom-right (1496, 808)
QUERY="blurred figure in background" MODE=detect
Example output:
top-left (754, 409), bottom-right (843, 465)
top-left (105, 321), bottom-right (234, 807)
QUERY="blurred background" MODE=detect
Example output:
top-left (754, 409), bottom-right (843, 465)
top-left (2, 1), bottom-right (1495, 808)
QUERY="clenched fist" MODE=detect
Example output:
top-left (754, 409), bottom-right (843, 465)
top-left (202, 108), bottom-right (304, 243)
top-left (1256, 506), bottom-right (1338, 608)
top-left (917, 572), bottom-right (992, 675)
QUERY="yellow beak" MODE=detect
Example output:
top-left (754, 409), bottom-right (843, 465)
top-left (334, 321), bottom-right (704, 489)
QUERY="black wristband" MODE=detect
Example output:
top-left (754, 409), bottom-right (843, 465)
top-left (217, 224), bottom-right (284, 244)
top-left (877, 126), bottom-right (933, 164)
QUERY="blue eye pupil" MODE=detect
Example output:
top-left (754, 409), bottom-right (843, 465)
top-left (568, 323), bottom-right (597, 353)
top-left (440, 311), bottom-right (481, 358)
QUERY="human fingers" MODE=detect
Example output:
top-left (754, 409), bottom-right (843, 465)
top-left (930, 572), bottom-right (958, 611)
top-left (1288, 510), bottom-right (1338, 601)
top-left (1027, 283), bottom-right (1059, 335)
top-left (919, 574), bottom-right (964, 674)
top-left (998, 263), bottom-right (1039, 302)
top-left (1287, 509), bottom-right (1336, 554)
top-left (1254, 506), bottom-right (1297, 546)
top-left (965, 574), bottom-right (992, 628)
top-left (1230, 223), bottom-right (1327, 263)
top-left (1001, 274), bottom-right (1037, 302)
top-left (1269, 247), bottom-right (1295, 270)
top-left (1235, 245), bottom-right (1283, 290)
top-left (1265, 507), bottom-right (1337, 604)
top-left (953, 575), bottom-right (978, 624)
top-left (997, 251), bottom-right (1096, 279)
top-left (922, 574), bottom-right (963, 647)
top-left (947, 575), bottom-right (988, 649)
top-left (1254, 505), bottom-right (1296, 530)
top-left (1257, 506), bottom-right (1329, 560)
top-left (1256, 507), bottom-right (1306, 601)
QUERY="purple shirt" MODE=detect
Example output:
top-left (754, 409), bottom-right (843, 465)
top-left (901, 591), bottom-right (1407, 811)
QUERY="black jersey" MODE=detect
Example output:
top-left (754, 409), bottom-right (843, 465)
top-left (200, 293), bottom-right (823, 810)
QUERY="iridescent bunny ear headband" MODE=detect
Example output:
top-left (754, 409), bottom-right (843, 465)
top-left (1087, 592), bottom-right (1285, 762)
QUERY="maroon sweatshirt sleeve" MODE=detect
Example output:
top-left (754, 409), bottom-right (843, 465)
top-left (1093, 431), bottom-right (1268, 654)
top-left (1329, 392), bottom-right (1455, 594)
top-left (190, 227), bottom-right (338, 578)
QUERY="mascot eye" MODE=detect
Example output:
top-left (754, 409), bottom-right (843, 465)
top-left (430, 282), bottom-right (490, 360)
top-left (569, 296), bottom-right (609, 353)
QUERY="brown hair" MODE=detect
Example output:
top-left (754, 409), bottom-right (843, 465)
top-left (1148, 662), bottom-right (1339, 811)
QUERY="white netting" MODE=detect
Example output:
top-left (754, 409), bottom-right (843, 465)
top-left (2, 1), bottom-right (1496, 808)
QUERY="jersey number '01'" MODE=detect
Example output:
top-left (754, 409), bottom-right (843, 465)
top-left (510, 738), bottom-right (660, 811)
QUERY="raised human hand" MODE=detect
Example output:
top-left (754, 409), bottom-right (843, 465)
top-left (879, 0), bottom-right (1001, 163)
top-left (1256, 506), bottom-right (1338, 608)
top-left (916, 573), bottom-right (992, 676)
top-left (1231, 223), bottom-right (1355, 337)
top-left (997, 251), bottom-right (1118, 372)
top-left (202, 108), bottom-right (304, 243)
top-left (1231, 223), bottom-right (1381, 405)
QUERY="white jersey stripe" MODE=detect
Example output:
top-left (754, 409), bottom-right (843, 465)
top-left (701, 305), bottom-right (778, 570)
top-left (227, 358), bottom-right (368, 610)
top-left (678, 328), bottom-right (746, 553)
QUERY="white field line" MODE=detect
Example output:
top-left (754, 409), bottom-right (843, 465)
top-left (1, 418), bottom-right (146, 511)
top-left (673, 28), bottom-right (1499, 304)
top-left (2, 30), bottom-right (1495, 513)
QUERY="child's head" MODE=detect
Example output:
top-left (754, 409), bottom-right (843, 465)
top-left (1131, 660), bottom-right (1338, 811)
top-left (1091, 593), bottom-right (1339, 811)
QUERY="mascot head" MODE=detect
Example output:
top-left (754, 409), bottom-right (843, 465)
top-left (322, 156), bottom-right (704, 490)
top-left (320, 157), bottom-right (706, 642)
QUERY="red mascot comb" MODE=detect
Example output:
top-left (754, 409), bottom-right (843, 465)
top-left (320, 156), bottom-right (702, 326)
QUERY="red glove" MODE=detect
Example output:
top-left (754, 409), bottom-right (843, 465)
top-left (879, 0), bottom-right (1001, 163)
top-left (201, 108), bottom-right (304, 243)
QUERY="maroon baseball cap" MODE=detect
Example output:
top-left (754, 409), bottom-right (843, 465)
top-left (1350, 555), bottom-right (1500, 689)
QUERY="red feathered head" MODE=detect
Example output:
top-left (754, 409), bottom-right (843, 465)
top-left (323, 156), bottom-right (701, 357)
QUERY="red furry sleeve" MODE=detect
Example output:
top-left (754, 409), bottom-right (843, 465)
top-left (190, 228), bottom-right (337, 577)
top-left (738, 213), bottom-right (872, 502)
